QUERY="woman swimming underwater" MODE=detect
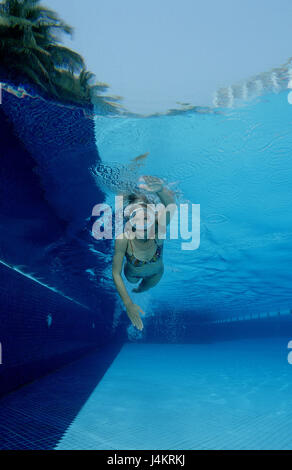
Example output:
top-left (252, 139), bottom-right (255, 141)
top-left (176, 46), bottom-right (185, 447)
top-left (112, 175), bottom-right (175, 331)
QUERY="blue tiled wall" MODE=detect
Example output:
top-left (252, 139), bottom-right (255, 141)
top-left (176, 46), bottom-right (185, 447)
top-left (0, 80), bottom-right (119, 397)
top-left (0, 262), bottom-right (112, 398)
top-left (142, 311), bottom-right (292, 344)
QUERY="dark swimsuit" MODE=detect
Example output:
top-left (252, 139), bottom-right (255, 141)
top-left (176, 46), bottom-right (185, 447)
top-left (125, 239), bottom-right (163, 267)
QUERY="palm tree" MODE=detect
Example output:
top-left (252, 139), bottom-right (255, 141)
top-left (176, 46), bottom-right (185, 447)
top-left (0, 0), bottom-right (73, 96)
top-left (0, 0), bottom-right (120, 110)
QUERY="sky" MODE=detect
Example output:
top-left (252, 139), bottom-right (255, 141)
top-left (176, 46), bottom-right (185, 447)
top-left (46, 0), bottom-right (292, 114)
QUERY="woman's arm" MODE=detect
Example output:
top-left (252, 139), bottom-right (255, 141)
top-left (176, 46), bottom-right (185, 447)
top-left (138, 175), bottom-right (176, 226)
top-left (156, 186), bottom-right (175, 207)
top-left (156, 186), bottom-right (176, 227)
top-left (112, 236), bottom-right (145, 330)
top-left (112, 236), bottom-right (132, 307)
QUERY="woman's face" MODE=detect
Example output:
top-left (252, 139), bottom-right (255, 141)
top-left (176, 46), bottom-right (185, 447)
top-left (125, 200), bottom-right (156, 239)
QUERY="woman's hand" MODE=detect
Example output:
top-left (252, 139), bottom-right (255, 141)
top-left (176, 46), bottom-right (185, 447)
top-left (138, 175), bottom-right (164, 193)
top-left (126, 303), bottom-right (145, 330)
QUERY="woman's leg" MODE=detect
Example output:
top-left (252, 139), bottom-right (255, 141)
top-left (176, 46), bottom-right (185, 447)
top-left (126, 275), bottom-right (140, 284)
top-left (124, 264), bottom-right (140, 284)
top-left (133, 268), bottom-right (164, 293)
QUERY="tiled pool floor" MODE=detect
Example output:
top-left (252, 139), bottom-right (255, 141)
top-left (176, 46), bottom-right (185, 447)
top-left (1, 338), bottom-right (292, 450)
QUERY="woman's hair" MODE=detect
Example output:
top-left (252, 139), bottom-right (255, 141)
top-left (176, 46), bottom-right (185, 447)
top-left (121, 192), bottom-right (159, 236)
top-left (121, 193), bottom-right (150, 227)
top-left (123, 192), bottom-right (149, 208)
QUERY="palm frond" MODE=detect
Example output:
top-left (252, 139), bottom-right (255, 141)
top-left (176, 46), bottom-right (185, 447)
top-left (89, 82), bottom-right (110, 94)
top-left (15, 45), bottom-right (50, 78)
top-left (6, 61), bottom-right (47, 90)
top-left (0, 0), bottom-right (115, 107)
top-left (46, 44), bottom-right (85, 71)
top-left (0, 14), bottom-right (33, 28)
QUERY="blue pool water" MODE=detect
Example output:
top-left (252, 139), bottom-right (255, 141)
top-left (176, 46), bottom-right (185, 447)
top-left (0, 77), bottom-right (292, 449)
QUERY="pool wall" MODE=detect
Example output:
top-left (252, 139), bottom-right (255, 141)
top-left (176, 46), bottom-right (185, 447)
top-left (0, 261), bottom-right (112, 398)
top-left (0, 80), bottom-right (119, 397)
